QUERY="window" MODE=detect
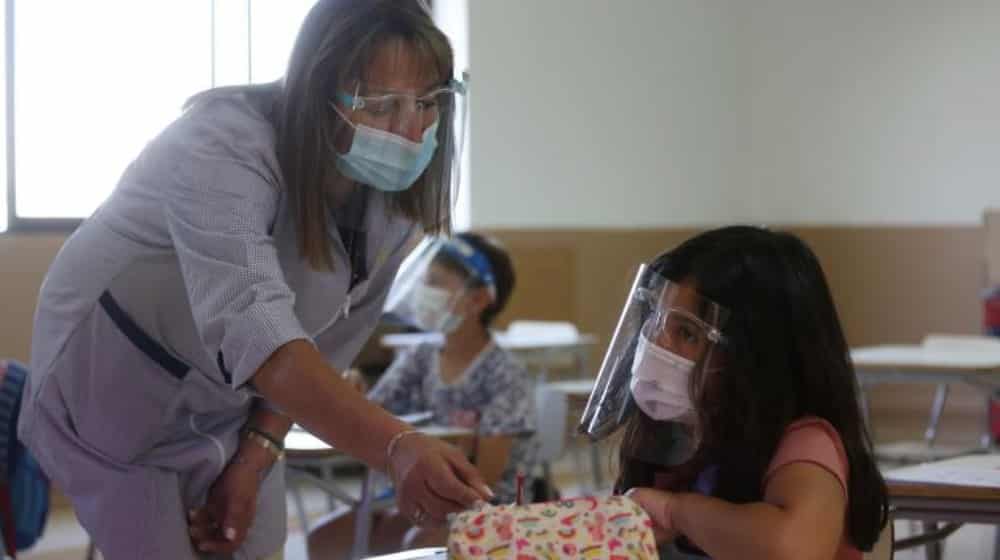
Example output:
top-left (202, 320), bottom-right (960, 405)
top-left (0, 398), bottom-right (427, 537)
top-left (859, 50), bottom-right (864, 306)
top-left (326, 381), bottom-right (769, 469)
top-left (2, 0), bottom-right (471, 232)
top-left (249, 0), bottom-right (317, 84)
top-left (3, 0), bottom-right (315, 231)
top-left (11, 1), bottom-right (211, 226)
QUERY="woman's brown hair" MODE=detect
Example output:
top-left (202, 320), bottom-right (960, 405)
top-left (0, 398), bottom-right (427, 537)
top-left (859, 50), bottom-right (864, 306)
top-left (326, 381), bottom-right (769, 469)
top-left (277, 0), bottom-right (456, 269)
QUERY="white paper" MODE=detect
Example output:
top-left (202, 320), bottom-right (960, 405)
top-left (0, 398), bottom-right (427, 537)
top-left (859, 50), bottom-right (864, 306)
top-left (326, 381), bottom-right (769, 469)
top-left (887, 465), bottom-right (1000, 488)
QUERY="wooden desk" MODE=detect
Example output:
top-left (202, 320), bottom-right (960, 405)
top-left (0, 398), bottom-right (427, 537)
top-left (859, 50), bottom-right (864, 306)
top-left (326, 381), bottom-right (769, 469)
top-left (888, 453), bottom-right (1000, 523)
top-left (886, 454), bottom-right (1000, 560)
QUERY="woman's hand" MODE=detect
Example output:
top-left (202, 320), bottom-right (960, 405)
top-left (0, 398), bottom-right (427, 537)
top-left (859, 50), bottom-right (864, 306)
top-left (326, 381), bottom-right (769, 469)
top-left (188, 447), bottom-right (272, 554)
top-left (626, 488), bottom-right (680, 544)
top-left (250, 341), bottom-right (490, 526)
top-left (387, 432), bottom-right (492, 527)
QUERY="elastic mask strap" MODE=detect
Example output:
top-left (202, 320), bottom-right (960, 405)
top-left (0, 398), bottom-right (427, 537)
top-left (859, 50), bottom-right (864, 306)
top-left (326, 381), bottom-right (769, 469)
top-left (329, 99), bottom-right (357, 131)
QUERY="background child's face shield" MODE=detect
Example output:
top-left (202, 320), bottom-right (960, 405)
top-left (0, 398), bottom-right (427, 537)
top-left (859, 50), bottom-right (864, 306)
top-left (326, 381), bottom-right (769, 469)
top-left (382, 235), bottom-right (489, 330)
top-left (578, 266), bottom-right (729, 441)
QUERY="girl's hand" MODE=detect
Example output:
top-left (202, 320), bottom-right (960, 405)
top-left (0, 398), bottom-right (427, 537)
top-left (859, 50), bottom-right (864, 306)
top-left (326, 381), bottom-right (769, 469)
top-left (626, 487), bottom-right (680, 544)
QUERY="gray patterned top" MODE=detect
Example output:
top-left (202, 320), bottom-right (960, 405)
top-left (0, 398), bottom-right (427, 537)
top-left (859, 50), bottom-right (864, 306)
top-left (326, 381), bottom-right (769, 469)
top-left (369, 342), bottom-right (538, 502)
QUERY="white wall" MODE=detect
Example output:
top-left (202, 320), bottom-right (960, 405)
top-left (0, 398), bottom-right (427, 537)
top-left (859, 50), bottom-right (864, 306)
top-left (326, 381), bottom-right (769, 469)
top-left (737, 0), bottom-right (1000, 225)
top-left (433, 0), bottom-right (472, 230)
top-left (468, 0), bottom-right (1000, 229)
top-left (469, 0), bottom-right (737, 228)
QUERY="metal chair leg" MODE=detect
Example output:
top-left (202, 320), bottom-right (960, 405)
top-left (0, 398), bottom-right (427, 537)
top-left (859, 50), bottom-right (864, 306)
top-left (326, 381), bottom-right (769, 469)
top-left (993, 524), bottom-right (1000, 560)
top-left (289, 477), bottom-right (311, 550)
top-left (925, 385), bottom-right (950, 446)
top-left (983, 394), bottom-right (996, 450)
top-left (921, 521), bottom-right (943, 560)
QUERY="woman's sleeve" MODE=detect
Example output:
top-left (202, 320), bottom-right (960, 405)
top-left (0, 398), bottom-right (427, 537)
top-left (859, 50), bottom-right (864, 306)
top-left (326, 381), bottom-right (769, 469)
top-left (163, 153), bottom-right (310, 389)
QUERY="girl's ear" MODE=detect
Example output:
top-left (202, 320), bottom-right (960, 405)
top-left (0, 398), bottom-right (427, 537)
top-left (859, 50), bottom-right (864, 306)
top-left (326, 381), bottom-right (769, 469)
top-left (466, 286), bottom-right (493, 316)
top-left (454, 285), bottom-right (491, 321)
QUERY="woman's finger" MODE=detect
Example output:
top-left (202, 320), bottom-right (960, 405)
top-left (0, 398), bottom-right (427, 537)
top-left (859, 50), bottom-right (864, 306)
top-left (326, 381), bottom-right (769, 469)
top-left (187, 508), bottom-right (217, 529)
top-left (414, 482), bottom-right (462, 526)
top-left (441, 447), bottom-right (493, 504)
top-left (426, 463), bottom-right (484, 512)
top-left (188, 523), bottom-right (215, 543)
top-left (220, 499), bottom-right (253, 545)
top-left (195, 536), bottom-right (240, 555)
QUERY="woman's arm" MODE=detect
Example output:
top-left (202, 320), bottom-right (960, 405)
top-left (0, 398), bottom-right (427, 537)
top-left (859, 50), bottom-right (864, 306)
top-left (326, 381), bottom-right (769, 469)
top-left (254, 340), bottom-right (491, 523)
top-left (253, 340), bottom-right (420, 470)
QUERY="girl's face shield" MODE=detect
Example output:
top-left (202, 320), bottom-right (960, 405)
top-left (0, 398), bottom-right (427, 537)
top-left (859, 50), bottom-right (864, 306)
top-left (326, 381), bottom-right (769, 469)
top-left (578, 265), bottom-right (729, 441)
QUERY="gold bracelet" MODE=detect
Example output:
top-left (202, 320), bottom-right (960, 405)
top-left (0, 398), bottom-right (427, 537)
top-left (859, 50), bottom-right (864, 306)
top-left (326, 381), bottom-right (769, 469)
top-left (247, 426), bottom-right (284, 450)
top-left (244, 429), bottom-right (285, 461)
top-left (386, 430), bottom-right (419, 468)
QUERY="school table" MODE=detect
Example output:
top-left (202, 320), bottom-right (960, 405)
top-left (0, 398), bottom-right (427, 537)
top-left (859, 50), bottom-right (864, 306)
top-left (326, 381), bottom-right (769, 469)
top-left (886, 453), bottom-right (1000, 560)
top-left (851, 344), bottom-right (1000, 451)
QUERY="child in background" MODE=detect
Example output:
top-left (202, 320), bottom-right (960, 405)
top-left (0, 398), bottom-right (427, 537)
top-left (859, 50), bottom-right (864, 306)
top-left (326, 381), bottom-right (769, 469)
top-left (310, 233), bottom-right (536, 557)
top-left (580, 226), bottom-right (888, 560)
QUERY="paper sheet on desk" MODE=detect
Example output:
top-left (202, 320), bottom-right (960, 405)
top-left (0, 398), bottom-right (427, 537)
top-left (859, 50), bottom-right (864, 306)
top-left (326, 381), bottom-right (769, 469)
top-left (397, 411), bottom-right (434, 426)
top-left (290, 411), bottom-right (434, 434)
top-left (887, 465), bottom-right (1000, 488)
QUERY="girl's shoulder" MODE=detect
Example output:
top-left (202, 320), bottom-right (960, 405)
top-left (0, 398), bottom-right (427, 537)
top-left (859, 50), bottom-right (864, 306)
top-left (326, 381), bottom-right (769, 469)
top-left (766, 416), bottom-right (850, 492)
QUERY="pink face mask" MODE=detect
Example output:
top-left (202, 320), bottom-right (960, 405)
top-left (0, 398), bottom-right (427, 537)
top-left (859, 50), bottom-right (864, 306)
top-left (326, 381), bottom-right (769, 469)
top-left (629, 331), bottom-right (696, 422)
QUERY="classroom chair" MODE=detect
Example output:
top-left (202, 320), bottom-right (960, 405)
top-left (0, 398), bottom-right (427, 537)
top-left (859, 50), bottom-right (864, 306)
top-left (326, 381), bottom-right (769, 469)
top-left (532, 383), bottom-right (570, 498)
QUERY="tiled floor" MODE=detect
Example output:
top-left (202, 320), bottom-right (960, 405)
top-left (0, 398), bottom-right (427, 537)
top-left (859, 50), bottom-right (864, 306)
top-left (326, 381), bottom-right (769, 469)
top-left (18, 432), bottom-right (1000, 560)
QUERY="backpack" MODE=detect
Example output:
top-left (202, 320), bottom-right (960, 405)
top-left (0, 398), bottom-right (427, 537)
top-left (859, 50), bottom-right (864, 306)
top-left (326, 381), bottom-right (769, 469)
top-left (0, 360), bottom-right (49, 555)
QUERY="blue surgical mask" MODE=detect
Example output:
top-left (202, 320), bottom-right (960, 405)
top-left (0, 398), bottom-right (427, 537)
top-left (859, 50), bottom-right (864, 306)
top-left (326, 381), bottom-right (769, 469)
top-left (334, 121), bottom-right (439, 192)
